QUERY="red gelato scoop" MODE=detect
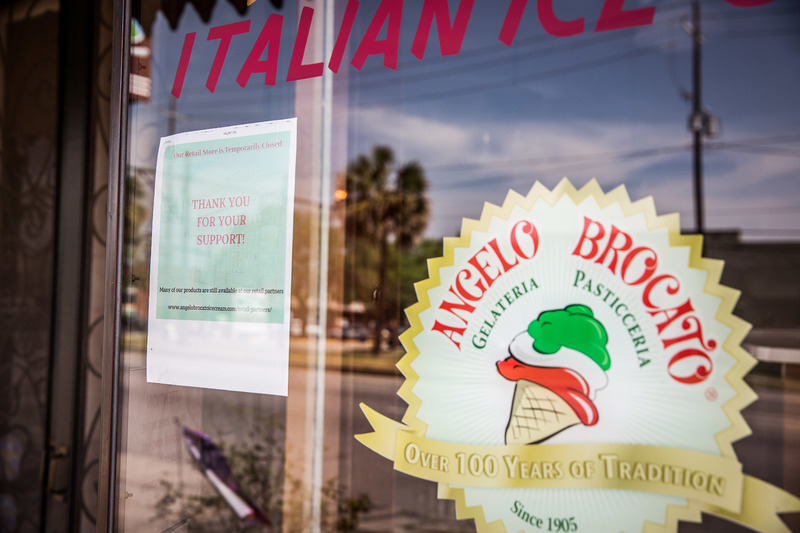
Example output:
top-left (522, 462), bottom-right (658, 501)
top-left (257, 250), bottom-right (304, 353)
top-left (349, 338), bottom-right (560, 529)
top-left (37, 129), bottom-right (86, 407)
top-left (497, 356), bottom-right (599, 426)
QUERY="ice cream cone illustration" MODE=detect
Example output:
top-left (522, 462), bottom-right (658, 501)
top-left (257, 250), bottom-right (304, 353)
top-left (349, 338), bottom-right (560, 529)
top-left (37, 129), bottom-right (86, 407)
top-left (497, 304), bottom-right (610, 445)
top-left (505, 379), bottom-right (581, 444)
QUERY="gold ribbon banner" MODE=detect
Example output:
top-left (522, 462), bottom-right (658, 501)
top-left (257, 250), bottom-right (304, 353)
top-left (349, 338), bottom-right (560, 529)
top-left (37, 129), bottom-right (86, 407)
top-left (356, 404), bottom-right (800, 530)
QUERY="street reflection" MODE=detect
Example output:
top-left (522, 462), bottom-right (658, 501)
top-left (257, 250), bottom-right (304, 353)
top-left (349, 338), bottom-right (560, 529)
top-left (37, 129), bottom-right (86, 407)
top-left (122, 339), bottom-right (798, 532)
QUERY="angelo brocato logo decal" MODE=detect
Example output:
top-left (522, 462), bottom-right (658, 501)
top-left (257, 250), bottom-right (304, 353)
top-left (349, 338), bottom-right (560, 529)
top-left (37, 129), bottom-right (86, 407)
top-left (355, 179), bottom-right (800, 533)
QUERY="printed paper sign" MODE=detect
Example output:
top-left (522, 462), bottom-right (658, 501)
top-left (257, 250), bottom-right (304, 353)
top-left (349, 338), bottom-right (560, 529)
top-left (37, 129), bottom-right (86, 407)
top-left (356, 180), bottom-right (800, 532)
top-left (147, 118), bottom-right (296, 395)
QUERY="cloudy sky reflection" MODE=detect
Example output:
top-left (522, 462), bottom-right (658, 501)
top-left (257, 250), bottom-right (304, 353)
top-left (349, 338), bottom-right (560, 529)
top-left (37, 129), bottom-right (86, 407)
top-left (135, 0), bottom-right (800, 240)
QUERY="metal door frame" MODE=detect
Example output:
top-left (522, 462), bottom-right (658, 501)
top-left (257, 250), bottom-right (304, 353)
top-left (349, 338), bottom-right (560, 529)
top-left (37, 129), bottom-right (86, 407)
top-left (96, 0), bottom-right (129, 529)
top-left (39, 0), bottom-right (101, 530)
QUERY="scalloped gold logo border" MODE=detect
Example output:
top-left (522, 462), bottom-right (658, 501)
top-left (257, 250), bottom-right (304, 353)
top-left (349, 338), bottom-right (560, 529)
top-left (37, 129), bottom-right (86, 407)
top-left (357, 179), bottom-right (799, 532)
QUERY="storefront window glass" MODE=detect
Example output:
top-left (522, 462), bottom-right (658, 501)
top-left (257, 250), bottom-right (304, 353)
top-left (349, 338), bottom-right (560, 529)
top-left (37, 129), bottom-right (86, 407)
top-left (114, 1), bottom-right (799, 531)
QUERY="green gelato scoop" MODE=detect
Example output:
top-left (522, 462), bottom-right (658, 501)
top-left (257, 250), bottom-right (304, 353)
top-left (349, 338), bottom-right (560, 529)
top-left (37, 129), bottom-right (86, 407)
top-left (526, 304), bottom-right (611, 371)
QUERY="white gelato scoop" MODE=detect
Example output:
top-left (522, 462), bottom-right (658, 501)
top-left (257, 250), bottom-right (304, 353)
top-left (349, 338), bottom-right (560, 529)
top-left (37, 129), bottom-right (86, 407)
top-left (508, 330), bottom-right (609, 398)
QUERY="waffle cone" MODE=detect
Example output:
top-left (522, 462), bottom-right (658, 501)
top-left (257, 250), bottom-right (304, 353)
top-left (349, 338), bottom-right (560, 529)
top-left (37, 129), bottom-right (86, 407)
top-left (505, 379), bottom-right (580, 445)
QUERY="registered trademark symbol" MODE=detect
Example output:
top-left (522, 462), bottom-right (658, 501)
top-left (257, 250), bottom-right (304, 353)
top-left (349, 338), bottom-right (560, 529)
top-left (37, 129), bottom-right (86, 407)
top-left (705, 387), bottom-right (718, 401)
